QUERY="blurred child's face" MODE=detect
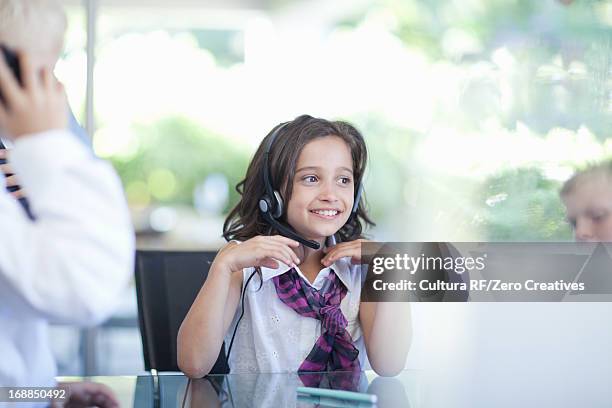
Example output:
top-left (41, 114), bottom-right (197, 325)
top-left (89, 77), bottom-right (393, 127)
top-left (562, 175), bottom-right (612, 242)
top-left (286, 136), bottom-right (355, 244)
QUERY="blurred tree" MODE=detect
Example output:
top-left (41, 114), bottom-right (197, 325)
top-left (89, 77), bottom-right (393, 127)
top-left (110, 116), bottom-right (250, 212)
top-left (476, 167), bottom-right (572, 241)
top-left (342, 0), bottom-right (611, 136)
top-left (348, 115), bottom-right (418, 228)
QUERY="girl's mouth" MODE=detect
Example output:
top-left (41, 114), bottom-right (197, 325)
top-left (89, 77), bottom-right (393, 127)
top-left (309, 209), bottom-right (342, 219)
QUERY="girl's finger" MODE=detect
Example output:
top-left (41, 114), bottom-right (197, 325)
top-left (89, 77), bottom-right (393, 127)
top-left (283, 243), bottom-right (301, 265)
top-left (271, 235), bottom-right (300, 247)
top-left (275, 242), bottom-right (301, 264)
top-left (259, 244), bottom-right (293, 267)
top-left (264, 242), bottom-right (300, 265)
top-left (321, 243), bottom-right (352, 261)
top-left (260, 258), bottom-right (279, 269)
top-left (323, 248), bottom-right (359, 266)
top-left (271, 244), bottom-right (299, 266)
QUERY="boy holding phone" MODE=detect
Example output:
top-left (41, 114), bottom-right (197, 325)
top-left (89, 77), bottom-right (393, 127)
top-left (0, 0), bottom-right (90, 220)
top-left (0, 1), bottom-right (134, 407)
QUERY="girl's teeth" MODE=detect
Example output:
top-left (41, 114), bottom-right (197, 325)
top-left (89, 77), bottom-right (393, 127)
top-left (314, 210), bottom-right (337, 216)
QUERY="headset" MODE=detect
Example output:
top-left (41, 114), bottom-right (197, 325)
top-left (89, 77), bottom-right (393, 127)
top-left (226, 121), bottom-right (364, 363)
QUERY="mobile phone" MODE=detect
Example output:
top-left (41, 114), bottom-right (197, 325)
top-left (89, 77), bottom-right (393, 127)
top-left (0, 46), bottom-right (21, 189)
top-left (0, 44), bottom-right (22, 103)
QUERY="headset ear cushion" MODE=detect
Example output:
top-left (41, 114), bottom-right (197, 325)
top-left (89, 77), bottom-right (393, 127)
top-left (259, 197), bottom-right (270, 213)
top-left (272, 190), bottom-right (283, 218)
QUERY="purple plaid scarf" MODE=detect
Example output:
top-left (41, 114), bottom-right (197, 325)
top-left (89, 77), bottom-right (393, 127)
top-left (272, 267), bottom-right (361, 382)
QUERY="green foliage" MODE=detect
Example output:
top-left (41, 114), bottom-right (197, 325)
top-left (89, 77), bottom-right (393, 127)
top-left (346, 115), bottom-right (419, 225)
top-left (363, 0), bottom-right (612, 136)
top-left (110, 116), bottom-right (249, 211)
top-left (476, 167), bottom-right (573, 241)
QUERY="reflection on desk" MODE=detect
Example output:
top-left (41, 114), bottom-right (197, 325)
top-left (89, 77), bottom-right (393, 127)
top-left (181, 371), bottom-right (412, 408)
top-left (61, 359), bottom-right (612, 408)
top-left (61, 370), bottom-right (416, 408)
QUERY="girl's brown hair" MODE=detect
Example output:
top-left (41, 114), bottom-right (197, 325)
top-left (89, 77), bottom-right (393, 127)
top-left (223, 114), bottom-right (375, 243)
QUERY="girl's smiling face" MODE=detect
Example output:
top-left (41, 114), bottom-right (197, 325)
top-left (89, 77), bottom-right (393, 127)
top-left (286, 136), bottom-right (355, 244)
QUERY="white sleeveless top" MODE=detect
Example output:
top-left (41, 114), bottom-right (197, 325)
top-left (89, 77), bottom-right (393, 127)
top-left (223, 251), bottom-right (369, 373)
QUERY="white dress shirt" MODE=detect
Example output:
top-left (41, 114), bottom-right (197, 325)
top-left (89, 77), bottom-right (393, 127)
top-left (0, 130), bottom-right (134, 389)
top-left (224, 244), bottom-right (369, 373)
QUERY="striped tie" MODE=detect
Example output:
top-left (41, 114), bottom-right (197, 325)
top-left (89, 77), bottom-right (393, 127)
top-left (272, 267), bottom-right (360, 386)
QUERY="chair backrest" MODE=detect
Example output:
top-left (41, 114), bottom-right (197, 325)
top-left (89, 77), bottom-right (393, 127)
top-left (135, 250), bottom-right (229, 374)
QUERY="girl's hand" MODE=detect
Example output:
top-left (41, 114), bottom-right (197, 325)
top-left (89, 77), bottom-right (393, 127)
top-left (321, 239), bottom-right (369, 267)
top-left (0, 50), bottom-right (67, 138)
top-left (216, 235), bottom-right (302, 272)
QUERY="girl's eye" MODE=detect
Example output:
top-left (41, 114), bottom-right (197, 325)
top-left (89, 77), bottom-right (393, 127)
top-left (339, 177), bottom-right (352, 185)
top-left (303, 175), bottom-right (318, 183)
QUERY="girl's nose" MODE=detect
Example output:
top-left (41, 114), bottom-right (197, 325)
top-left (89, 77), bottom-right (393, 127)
top-left (317, 182), bottom-right (339, 202)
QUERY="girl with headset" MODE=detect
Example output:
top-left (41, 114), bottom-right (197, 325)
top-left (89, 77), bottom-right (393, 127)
top-left (178, 115), bottom-right (411, 379)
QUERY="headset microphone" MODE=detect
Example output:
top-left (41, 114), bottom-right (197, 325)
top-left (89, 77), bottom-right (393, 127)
top-left (260, 209), bottom-right (321, 250)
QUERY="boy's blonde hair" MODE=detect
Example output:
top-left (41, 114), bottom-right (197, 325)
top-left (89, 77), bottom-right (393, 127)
top-left (0, 0), bottom-right (67, 64)
top-left (560, 161), bottom-right (612, 197)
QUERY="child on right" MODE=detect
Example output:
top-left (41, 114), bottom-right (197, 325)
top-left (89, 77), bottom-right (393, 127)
top-left (560, 161), bottom-right (612, 242)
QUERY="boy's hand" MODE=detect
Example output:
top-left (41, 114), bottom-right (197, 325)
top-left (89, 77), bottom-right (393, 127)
top-left (217, 235), bottom-right (302, 272)
top-left (321, 239), bottom-right (369, 267)
top-left (0, 50), bottom-right (67, 138)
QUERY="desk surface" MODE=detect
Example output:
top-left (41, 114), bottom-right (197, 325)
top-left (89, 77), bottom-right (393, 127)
top-left (60, 371), bottom-right (415, 408)
top-left (60, 363), bottom-right (612, 408)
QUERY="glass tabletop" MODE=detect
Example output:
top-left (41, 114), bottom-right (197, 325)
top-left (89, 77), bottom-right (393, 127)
top-left (59, 370), bottom-right (418, 408)
top-left (59, 360), bottom-right (612, 408)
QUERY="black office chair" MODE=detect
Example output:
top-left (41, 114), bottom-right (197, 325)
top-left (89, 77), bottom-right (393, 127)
top-left (135, 250), bottom-right (230, 375)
